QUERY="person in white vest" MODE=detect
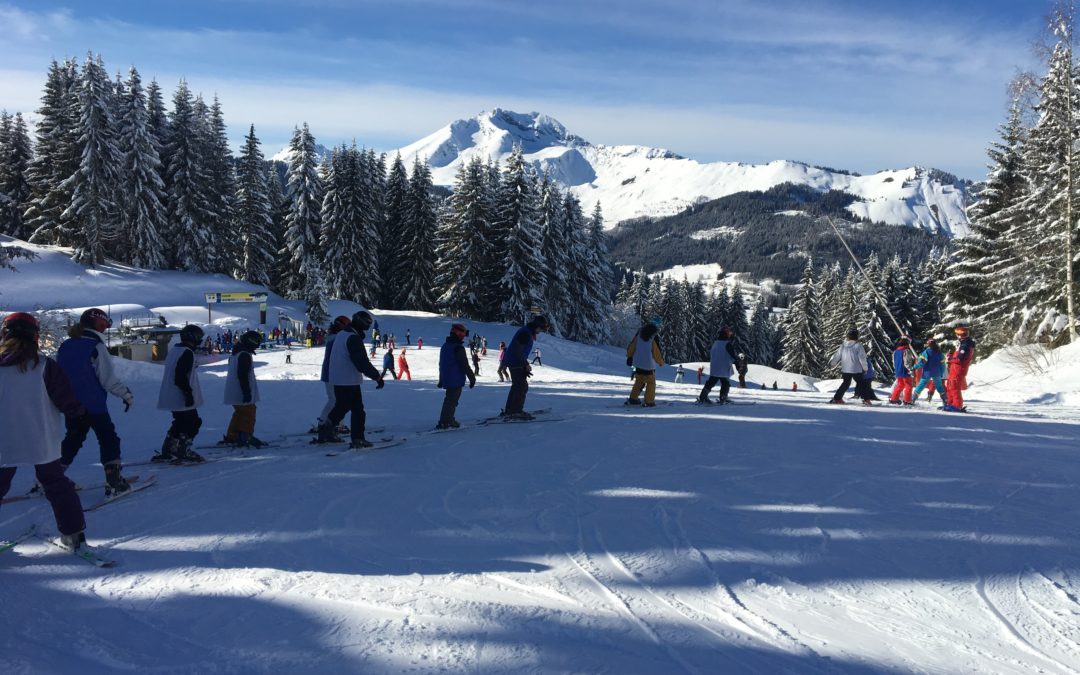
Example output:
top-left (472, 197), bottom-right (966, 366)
top-left (829, 328), bottom-right (872, 405)
top-left (153, 325), bottom-right (207, 463)
top-left (0, 313), bottom-right (93, 552)
top-left (220, 330), bottom-right (265, 448)
top-left (316, 310), bottom-right (384, 448)
top-left (625, 319), bottom-right (665, 406)
top-left (311, 315), bottom-right (351, 434)
top-left (698, 326), bottom-right (738, 404)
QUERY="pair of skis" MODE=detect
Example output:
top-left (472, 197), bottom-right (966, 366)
top-left (0, 527), bottom-right (117, 568)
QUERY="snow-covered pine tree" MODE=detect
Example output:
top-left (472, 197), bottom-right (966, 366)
top-left (821, 265), bottom-right (857, 367)
top-left (395, 156), bottom-right (439, 311)
top-left (65, 54), bottom-right (124, 266)
top-left (304, 262), bottom-right (330, 326)
top-left (26, 59), bottom-right (81, 247)
top-left (362, 148), bottom-right (386, 304)
top-left (0, 112), bottom-right (32, 240)
top-left (204, 96), bottom-right (238, 273)
top-left (116, 67), bottom-right (167, 269)
top-left (688, 281), bottom-right (711, 359)
top-left (164, 80), bottom-right (214, 270)
top-left (381, 153), bottom-right (409, 308)
top-left (575, 201), bottom-right (613, 343)
top-left (746, 299), bottom-right (773, 366)
top-left (780, 257), bottom-right (823, 377)
top-left (728, 283), bottom-right (751, 348)
top-left (494, 146), bottom-right (546, 324)
top-left (561, 191), bottom-right (591, 340)
top-left (851, 256), bottom-right (894, 379)
top-left (281, 123), bottom-right (324, 299)
top-left (537, 174), bottom-right (571, 336)
top-left (436, 157), bottom-right (494, 319)
top-left (265, 162), bottom-right (290, 294)
top-left (321, 145), bottom-right (375, 305)
top-left (706, 284), bottom-right (731, 343)
top-left (234, 124), bottom-right (276, 285)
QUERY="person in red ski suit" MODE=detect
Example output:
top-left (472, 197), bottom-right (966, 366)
top-left (946, 325), bottom-right (975, 411)
top-left (889, 336), bottom-right (915, 405)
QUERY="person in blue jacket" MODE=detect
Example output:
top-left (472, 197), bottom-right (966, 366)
top-left (381, 347), bottom-right (398, 380)
top-left (436, 323), bottom-right (477, 429)
top-left (501, 315), bottom-right (550, 420)
top-left (56, 308), bottom-right (135, 496)
top-left (911, 338), bottom-right (948, 405)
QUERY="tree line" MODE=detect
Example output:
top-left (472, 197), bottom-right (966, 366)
top-left (0, 53), bottom-right (613, 343)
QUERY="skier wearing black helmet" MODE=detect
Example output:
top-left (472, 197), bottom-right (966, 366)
top-left (220, 330), bottom-right (266, 448)
top-left (317, 310), bottom-right (385, 448)
top-left (153, 324), bottom-right (207, 463)
top-left (828, 328), bottom-right (872, 405)
top-left (501, 315), bottom-right (549, 420)
top-left (56, 307), bottom-right (136, 495)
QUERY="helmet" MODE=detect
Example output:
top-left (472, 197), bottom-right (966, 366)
top-left (179, 324), bottom-right (204, 346)
top-left (351, 311), bottom-right (373, 331)
top-left (330, 315), bottom-right (351, 333)
top-left (650, 317), bottom-right (664, 329)
top-left (954, 324), bottom-right (969, 337)
top-left (846, 328), bottom-right (859, 340)
top-left (1, 312), bottom-right (39, 341)
top-left (238, 330), bottom-right (262, 352)
top-left (450, 323), bottom-right (468, 339)
top-left (529, 315), bottom-right (550, 331)
top-left (719, 325), bottom-right (733, 339)
top-left (80, 308), bottom-right (112, 333)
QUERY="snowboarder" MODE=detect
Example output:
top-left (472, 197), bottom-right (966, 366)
top-left (381, 347), bottom-right (398, 380)
top-left (314, 316), bottom-right (350, 433)
top-left (945, 324), bottom-right (976, 412)
top-left (56, 308), bottom-right (135, 496)
top-left (911, 338), bottom-right (948, 406)
top-left (317, 311), bottom-right (385, 448)
top-left (626, 319), bottom-right (665, 407)
top-left (674, 364), bottom-right (684, 383)
top-left (828, 328), bottom-right (872, 405)
top-left (698, 326), bottom-right (736, 404)
top-left (0, 313), bottom-right (93, 552)
top-left (502, 315), bottom-right (550, 419)
top-left (736, 353), bottom-right (749, 388)
top-left (397, 348), bottom-right (411, 381)
top-left (220, 331), bottom-right (266, 448)
top-left (888, 336), bottom-right (915, 405)
top-left (531, 347), bottom-right (542, 366)
top-left (153, 325), bottom-right (207, 463)
top-left (436, 323), bottom-right (477, 429)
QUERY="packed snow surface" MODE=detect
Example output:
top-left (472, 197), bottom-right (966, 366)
top-left (393, 109), bottom-right (971, 235)
top-left (3, 255), bottom-right (1079, 673)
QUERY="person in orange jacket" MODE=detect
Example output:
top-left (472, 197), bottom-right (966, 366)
top-left (397, 348), bottom-right (411, 381)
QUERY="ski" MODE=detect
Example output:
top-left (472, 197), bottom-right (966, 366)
top-left (324, 436), bottom-right (408, 457)
top-left (40, 532), bottom-right (117, 568)
top-left (0, 524), bottom-right (38, 554)
top-left (475, 414), bottom-right (565, 427)
top-left (82, 474), bottom-right (158, 512)
top-left (281, 426), bottom-right (384, 440)
top-left (2, 475), bottom-right (144, 506)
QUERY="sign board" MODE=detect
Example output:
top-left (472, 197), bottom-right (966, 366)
top-left (204, 292), bottom-right (268, 304)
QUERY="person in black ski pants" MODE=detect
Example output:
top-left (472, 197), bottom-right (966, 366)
top-left (502, 315), bottom-right (550, 420)
top-left (319, 311), bottom-right (385, 448)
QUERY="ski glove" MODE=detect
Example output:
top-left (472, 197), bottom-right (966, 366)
top-left (376, 378), bottom-right (385, 389)
top-left (121, 390), bottom-right (134, 412)
top-left (469, 379), bottom-right (476, 389)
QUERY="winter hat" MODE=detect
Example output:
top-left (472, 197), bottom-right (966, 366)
top-left (180, 324), bottom-right (204, 346)
top-left (450, 323), bottom-right (468, 339)
top-left (1, 312), bottom-right (39, 341)
top-left (330, 315), bottom-right (351, 333)
top-left (719, 326), bottom-right (733, 339)
top-left (846, 328), bottom-right (859, 340)
top-left (351, 311), bottom-right (373, 331)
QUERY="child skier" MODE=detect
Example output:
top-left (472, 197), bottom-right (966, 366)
top-left (317, 311), bottom-right (385, 448)
top-left (911, 338), bottom-right (948, 405)
top-left (436, 323), bottom-right (477, 429)
top-left (56, 308), bottom-right (135, 496)
top-left (888, 336), bottom-right (915, 405)
top-left (502, 315), bottom-right (550, 419)
top-left (945, 324), bottom-right (976, 412)
top-left (626, 319), bottom-right (665, 406)
top-left (397, 348), bottom-right (411, 381)
top-left (735, 353), bottom-right (748, 388)
top-left (0, 313), bottom-right (93, 553)
top-left (698, 326), bottom-right (736, 404)
top-left (314, 315), bottom-right (351, 433)
top-left (497, 341), bottom-right (508, 382)
top-left (221, 330), bottom-right (266, 448)
top-left (381, 347), bottom-right (398, 380)
top-left (472, 347), bottom-right (482, 376)
top-left (154, 325), bottom-right (207, 463)
top-left (674, 364), bottom-right (684, 383)
top-left (828, 328), bottom-right (872, 405)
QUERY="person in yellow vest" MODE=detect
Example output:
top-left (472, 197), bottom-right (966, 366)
top-left (625, 319), bottom-right (665, 406)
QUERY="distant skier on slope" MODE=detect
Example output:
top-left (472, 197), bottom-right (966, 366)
top-left (945, 324), bottom-right (976, 412)
top-left (436, 323), bottom-right (477, 429)
top-left (316, 311), bottom-right (385, 448)
top-left (735, 353), bottom-right (748, 388)
top-left (502, 315), bottom-right (550, 420)
top-left (153, 324), bottom-right (207, 463)
top-left (698, 326), bottom-right (736, 405)
top-left (888, 336), bottom-right (915, 405)
top-left (0, 312), bottom-right (93, 552)
top-left (56, 308), bottom-right (135, 496)
top-left (397, 348), bottom-right (411, 381)
top-left (626, 319), bottom-right (665, 407)
top-left (911, 338), bottom-right (948, 406)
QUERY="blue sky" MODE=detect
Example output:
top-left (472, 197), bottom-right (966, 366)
top-left (0, 0), bottom-right (1048, 179)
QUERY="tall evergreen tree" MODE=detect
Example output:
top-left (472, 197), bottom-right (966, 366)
top-left (204, 96), bottom-right (237, 273)
top-left (164, 80), bottom-right (214, 270)
top-left (495, 146), bottom-right (546, 323)
top-left (537, 175), bottom-right (571, 336)
top-left (234, 125), bottom-right (276, 285)
top-left (66, 54), bottom-right (124, 266)
top-left (397, 157), bottom-right (439, 311)
top-left (436, 157), bottom-right (494, 319)
top-left (116, 67), bottom-right (167, 269)
top-left (26, 59), bottom-right (81, 247)
top-left (282, 123), bottom-right (324, 299)
top-left (381, 153), bottom-right (410, 307)
top-left (780, 258), bottom-right (823, 376)
top-left (0, 112), bottom-right (32, 239)
top-left (575, 202), bottom-right (613, 343)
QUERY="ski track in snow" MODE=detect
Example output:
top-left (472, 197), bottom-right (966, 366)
top-left (2, 311), bottom-right (1080, 672)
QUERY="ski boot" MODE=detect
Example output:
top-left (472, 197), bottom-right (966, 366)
top-left (506, 411), bottom-right (536, 420)
top-left (103, 463), bottom-right (131, 497)
top-left (828, 398), bottom-right (845, 404)
top-left (434, 421), bottom-right (451, 430)
top-left (696, 397), bottom-right (712, 405)
top-left (449, 419), bottom-right (460, 428)
top-left (151, 434), bottom-right (179, 463)
top-left (624, 398), bottom-right (642, 406)
top-left (171, 435), bottom-right (205, 464)
top-left (59, 530), bottom-right (87, 551)
top-left (315, 422), bottom-right (343, 444)
top-left (861, 399), bottom-right (875, 406)
top-left (887, 399), bottom-right (902, 405)
top-left (349, 435), bottom-right (374, 450)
